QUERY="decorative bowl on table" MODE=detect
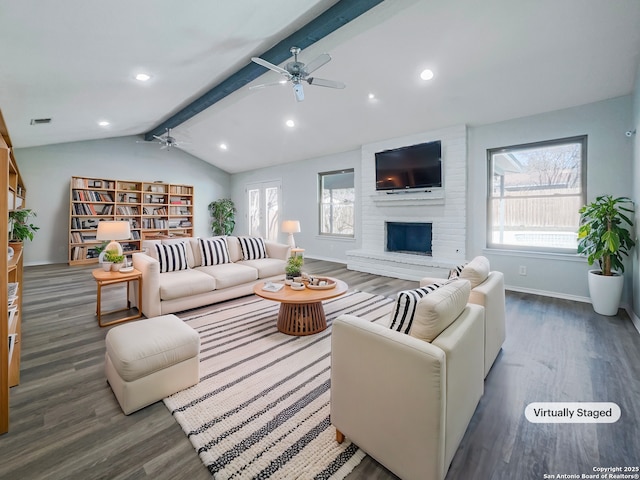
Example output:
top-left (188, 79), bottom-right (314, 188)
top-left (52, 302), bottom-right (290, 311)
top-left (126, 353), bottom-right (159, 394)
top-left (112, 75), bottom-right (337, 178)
top-left (305, 277), bottom-right (336, 290)
top-left (290, 282), bottom-right (306, 291)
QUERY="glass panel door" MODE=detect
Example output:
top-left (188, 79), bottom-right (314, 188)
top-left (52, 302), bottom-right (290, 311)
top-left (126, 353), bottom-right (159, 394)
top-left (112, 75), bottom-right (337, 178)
top-left (246, 181), bottom-right (281, 241)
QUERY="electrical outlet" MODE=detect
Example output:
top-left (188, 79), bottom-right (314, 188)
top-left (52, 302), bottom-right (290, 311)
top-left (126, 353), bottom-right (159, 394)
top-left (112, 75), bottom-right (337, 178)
top-left (519, 265), bottom-right (527, 276)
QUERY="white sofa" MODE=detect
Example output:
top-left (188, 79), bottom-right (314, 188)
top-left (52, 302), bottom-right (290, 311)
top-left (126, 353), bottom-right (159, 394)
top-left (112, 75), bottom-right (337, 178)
top-left (420, 255), bottom-right (506, 378)
top-left (331, 279), bottom-right (485, 480)
top-left (131, 236), bottom-right (290, 318)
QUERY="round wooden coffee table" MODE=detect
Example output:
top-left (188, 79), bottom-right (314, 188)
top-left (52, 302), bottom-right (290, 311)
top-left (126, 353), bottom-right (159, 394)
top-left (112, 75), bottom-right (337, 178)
top-left (253, 278), bottom-right (348, 336)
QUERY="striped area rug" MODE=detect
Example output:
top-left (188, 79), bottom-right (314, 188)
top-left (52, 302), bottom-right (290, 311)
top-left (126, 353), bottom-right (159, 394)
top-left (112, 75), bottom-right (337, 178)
top-left (166, 290), bottom-right (395, 480)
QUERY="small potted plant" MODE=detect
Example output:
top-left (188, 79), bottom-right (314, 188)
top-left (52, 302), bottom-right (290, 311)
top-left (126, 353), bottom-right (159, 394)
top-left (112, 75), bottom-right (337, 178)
top-left (577, 195), bottom-right (635, 315)
top-left (8, 208), bottom-right (39, 253)
top-left (285, 255), bottom-right (304, 282)
top-left (104, 249), bottom-right (125, 272)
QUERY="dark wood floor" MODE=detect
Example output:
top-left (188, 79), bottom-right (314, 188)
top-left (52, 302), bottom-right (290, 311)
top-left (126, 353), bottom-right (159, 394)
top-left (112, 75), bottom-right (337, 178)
top-left (1, 259), bottom-right (639, 480)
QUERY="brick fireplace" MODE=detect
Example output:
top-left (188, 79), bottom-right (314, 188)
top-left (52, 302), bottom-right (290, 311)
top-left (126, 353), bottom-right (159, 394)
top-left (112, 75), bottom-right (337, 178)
top-left (346, 125), bottom-right (467, 281)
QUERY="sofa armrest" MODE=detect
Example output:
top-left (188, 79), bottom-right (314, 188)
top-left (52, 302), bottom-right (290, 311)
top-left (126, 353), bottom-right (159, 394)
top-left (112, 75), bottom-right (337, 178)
top-left (265, 241), bottom-right (290, 260)
top-left (132, 252), bottom-right (161, 318)
top-left (470, 271), bottom-right (506, 376)
top-left (431, 304), bottom-right (485, 468)
top-left (331, 314), bottom-right (447, 480)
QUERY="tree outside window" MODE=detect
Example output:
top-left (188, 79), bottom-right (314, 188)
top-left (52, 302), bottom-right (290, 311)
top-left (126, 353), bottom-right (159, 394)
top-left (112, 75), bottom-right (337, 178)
top-left (319, 170), bottom-right (355, 237)
top-left (488, 136), bottom-right (586, 252)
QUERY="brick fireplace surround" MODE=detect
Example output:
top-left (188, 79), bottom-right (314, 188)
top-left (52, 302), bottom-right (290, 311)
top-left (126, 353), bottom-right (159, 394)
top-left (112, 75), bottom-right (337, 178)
top-left (346, 125), bottom-right (467, 281)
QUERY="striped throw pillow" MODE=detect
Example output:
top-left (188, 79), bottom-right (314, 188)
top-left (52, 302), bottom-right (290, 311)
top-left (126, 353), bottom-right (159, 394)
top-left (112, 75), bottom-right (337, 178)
top-left (389, 283), bottom-right (443, 334)
top-left (238, 236), bottom-right (267, 260)
top-left (199, 237), bottom-right (230, 266)
top-left (155, 242), bottom-right (189, 273)
top-left (449, 262), bottom-right (466, 279)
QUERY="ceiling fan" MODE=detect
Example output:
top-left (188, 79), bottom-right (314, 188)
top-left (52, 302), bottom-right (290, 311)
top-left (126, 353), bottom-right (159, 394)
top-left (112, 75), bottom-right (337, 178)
top-left (250, 46), bottom-right (345, 102)
top-left (138, 128), bottom-right (188, 150)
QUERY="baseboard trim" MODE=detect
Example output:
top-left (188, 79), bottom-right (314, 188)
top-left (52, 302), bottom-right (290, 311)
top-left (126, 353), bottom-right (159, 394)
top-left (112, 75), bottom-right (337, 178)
top-left (627, 308), bottom-right (640, 335)
top-left (505, 285), bottom-right (591, 303)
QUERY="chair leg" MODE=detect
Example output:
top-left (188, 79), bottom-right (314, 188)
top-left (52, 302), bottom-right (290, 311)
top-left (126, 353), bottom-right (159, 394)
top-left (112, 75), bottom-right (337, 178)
top-left (336, 428), bottom-right (345, 444)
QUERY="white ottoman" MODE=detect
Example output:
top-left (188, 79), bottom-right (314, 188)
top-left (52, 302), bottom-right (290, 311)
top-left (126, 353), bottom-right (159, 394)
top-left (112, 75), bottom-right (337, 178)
top-left (105, 314), bottom-right (200, 415)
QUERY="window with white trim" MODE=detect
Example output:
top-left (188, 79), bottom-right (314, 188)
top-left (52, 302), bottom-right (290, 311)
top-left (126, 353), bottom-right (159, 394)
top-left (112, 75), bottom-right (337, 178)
top-left (488, 136), bottom-right (586, 252)
top-left (319, 169), bottom-right (355, 237)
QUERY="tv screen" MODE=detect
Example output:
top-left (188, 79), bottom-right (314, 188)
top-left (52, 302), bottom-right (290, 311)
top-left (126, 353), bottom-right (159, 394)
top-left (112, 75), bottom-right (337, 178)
top-left (375, 140), bottom-right (442, 191)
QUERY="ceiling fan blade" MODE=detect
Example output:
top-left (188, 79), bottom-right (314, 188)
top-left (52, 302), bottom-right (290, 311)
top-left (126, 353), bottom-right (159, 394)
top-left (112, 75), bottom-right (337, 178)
top-left (251, 57), bottom-right (290, 76)
top-left (303, 53), bottom-right (331, 75)
top-left (152, 134), bottom-right (165, 142)
top-left (306, 77), bottom-right (346, 89)
top-left (249, 80), bottom-right (287, 90)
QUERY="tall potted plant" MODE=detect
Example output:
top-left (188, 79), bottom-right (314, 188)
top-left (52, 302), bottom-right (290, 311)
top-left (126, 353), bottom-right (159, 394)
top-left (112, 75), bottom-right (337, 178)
top-left (577, 195), bottom-right (635, 315)
top-left (208, 198), bottom-right (236, 235)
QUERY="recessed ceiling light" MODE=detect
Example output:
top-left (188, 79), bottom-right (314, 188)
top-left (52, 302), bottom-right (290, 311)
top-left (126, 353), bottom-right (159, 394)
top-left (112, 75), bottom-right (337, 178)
top-left (98, 120), bottom-right (110, 127)
top-left (420, 69), bottom-right (434, 81)
top-left (135, 73), bottom-right (151, 82)
top-left (368, 93), bottom-right (376, 100)
top-left (285, 119), bottom-right (295, 128)
top-left (219, 143), bottom-right (228, 150)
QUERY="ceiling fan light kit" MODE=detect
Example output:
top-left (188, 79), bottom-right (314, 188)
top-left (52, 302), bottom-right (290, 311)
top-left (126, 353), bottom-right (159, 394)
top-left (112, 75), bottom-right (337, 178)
top-left (251, 46), bottom-right (345, 102)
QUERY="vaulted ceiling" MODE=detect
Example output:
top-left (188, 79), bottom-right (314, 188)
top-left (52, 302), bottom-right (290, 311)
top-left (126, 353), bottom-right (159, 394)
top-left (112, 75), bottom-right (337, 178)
top-left (1, 0), bottom-right (639, 173)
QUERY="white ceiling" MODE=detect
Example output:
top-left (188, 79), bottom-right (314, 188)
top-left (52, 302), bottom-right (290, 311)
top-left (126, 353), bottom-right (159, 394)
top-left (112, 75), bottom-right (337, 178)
top-left (1, 0), bottom-right (639, 174)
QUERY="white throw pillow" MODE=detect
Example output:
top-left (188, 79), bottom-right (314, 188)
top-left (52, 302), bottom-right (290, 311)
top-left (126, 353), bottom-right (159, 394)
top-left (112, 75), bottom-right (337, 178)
top-left (460, 256), bottom-right (490, 288)
top-left (238, 236), bottom-right (267, 260)
top-left (155, 242), bottom-right (189, 273)
top-left (409, 279), bottom-right (471, 342)
top-left (199, 237), bottom-right (230, 266)
top-left (389, 283), bottom-right (444, 334)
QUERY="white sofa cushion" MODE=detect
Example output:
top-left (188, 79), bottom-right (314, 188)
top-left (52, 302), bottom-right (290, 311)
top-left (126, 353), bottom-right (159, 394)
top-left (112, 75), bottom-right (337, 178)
top-left (238, 258), bottom-right (286, 278)
top-left (197, 263), bottom-right (258, 289)
top-left (409, 279), bottom-right (471, 342)
top-left (238, 236), bottom-right (267, 260)
top-left (155, 242), bottom-right (189, 273)
top-left (460, 256), bottom-right (490, 288)
top-left (199, 237), bottom-right (230, 266)
top-left (158, 269), bottom-right (216, 301)
top-left (389, 283), bottom-right (443, 334)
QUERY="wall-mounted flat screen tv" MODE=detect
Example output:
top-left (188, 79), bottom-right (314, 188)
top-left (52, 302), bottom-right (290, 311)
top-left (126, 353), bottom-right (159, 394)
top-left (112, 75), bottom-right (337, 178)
top-left (375, 140), bottom-right (442, 191)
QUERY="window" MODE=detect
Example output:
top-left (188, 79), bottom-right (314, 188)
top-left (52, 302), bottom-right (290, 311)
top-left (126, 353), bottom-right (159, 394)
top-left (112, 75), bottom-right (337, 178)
top-left (319, 170), bottom-right (355, 237)
top-left (488, 136), bottom-right (586, 252)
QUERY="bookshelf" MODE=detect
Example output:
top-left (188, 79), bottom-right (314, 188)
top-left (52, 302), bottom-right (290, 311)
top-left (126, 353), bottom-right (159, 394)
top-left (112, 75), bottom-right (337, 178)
top-left (69, 177), bottom-right (193, 264)
top-left (2, 109), bottom-right (26, 434)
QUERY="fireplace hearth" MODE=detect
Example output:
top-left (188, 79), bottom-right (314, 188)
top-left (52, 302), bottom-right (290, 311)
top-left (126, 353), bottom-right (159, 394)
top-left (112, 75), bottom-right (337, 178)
top-left (386, 222), bottom-right (432, 256)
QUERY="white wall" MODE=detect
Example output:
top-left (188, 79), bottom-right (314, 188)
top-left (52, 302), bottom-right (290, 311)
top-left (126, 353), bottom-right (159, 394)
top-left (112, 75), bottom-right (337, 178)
top-left (230, 149), bottom-right (361, 262)
top-left (15, 135), bottom-right (230, 265)
top-left (468, 95), bottom-right (634, 303)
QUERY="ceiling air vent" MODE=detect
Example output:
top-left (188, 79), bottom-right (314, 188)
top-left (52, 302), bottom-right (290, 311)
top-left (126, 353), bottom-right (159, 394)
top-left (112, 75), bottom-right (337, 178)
top-left (30, 118), bottom-right (52, 125)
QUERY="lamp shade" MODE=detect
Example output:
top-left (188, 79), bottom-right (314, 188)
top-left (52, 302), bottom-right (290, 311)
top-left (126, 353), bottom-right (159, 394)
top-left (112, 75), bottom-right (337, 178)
top-left (281, 220), bottom-right (301, 234)
top-left (96, 221), bottom-right (131, 257)
top-left (96, 221), bottom-right (131, 241)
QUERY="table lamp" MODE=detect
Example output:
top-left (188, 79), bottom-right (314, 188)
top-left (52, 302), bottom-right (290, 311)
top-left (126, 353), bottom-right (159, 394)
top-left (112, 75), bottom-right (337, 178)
top-left (96, 220), bottom-right (131, 256)
top-left (281, 220), bottom-right (300, 249)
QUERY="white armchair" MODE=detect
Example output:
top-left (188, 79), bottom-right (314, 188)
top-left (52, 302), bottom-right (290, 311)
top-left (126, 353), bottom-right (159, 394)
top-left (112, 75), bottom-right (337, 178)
top-left (421, 256), bottom-right (506, 377)
top-left (330, 280), bottom-right (485, 480)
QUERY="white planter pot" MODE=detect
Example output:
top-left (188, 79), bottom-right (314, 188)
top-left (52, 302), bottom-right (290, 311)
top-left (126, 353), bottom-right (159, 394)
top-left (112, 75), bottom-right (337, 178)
top-left (102, 262), bottom-right (113, 272)
top-left (587, 269), bottom-right (624, 316)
